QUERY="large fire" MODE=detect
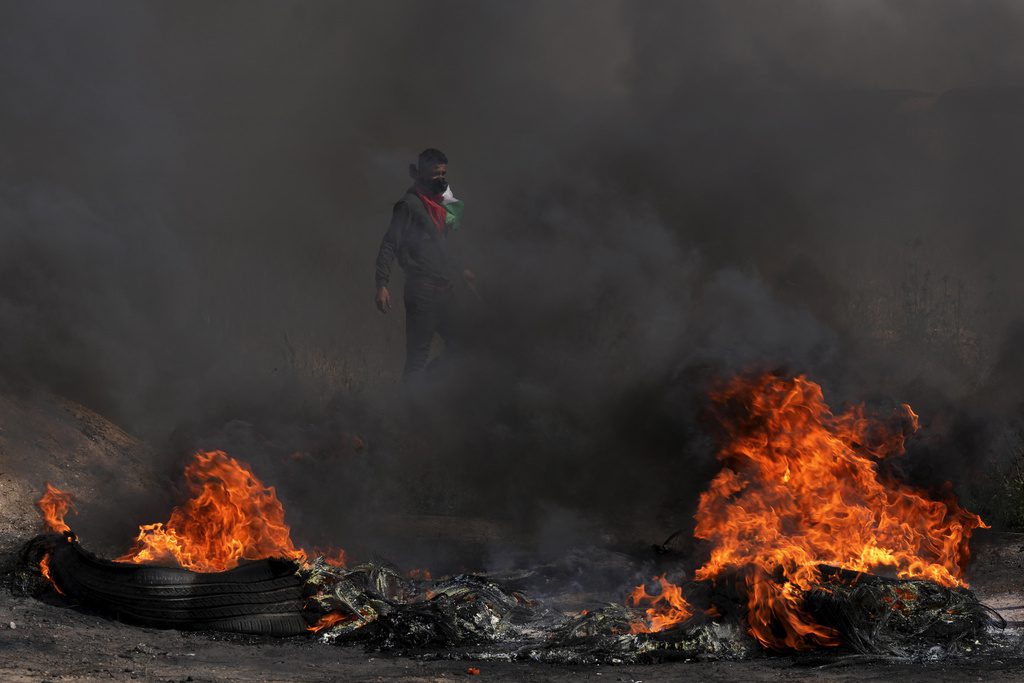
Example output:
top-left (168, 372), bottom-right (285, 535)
top-left (631, 374), bottom-right (986, 650)
top-left (32, 375), bottom-right (986, 653)
top-left (113, 450), bottom-right (342, 572)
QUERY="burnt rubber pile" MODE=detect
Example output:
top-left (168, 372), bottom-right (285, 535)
top-left (10, 533), bottom-right (1008, 664)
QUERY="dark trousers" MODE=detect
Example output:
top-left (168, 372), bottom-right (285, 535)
top-left (403, 281), bottom-right (457, 379)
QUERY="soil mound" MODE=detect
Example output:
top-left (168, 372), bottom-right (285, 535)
top-left (0, 388), bottom-right (157, 562)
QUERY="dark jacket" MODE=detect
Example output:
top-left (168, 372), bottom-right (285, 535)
top-left (375, 187), bottom-right (459, 289)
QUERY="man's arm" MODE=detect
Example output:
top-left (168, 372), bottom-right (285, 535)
top-left (374, 202), bottom-right (412, 313)
top-left (444, 212), bottom-right (479, 300)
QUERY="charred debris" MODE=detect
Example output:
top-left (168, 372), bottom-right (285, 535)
top-left (10, 532), bottom-right (1007, 665)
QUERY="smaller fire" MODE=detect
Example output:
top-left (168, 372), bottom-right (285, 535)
top-left (307, 610), bottom-right (352, 633)
top-left (115, 450), bottom-right (345, 573)
top-left (38, 552), bottom-right (64, 595)
top-left (36, 483), bottom-right (73, 534)
top-left (408, 568), bottom-right (432, 581)
top-left (629, 575), bottom-right (693, 634)
top-left (34, 450), bottom-right (346, 575)
top-left (311, 547), bottom-right (348, 567)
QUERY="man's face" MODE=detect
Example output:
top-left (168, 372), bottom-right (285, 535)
top-left (419, 162), bottom-right (447, 187)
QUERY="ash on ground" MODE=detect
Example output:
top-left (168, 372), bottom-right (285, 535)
top-left (299, 549), bottom-right (1006, 665)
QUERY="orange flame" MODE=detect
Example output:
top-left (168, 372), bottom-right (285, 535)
top-left (629, 575), bottom-right (692, 633)
top-left (39, 552), bottom-right (64, 595)
top-left (117, 450), bottom-right (313, 572)
top-left (307, 610), bottom-right (352, 633)
top-left (36, 484), bottom-right (73, 533)
top-left (34, 451), bottom-right (345, 575)
top-left (310, 547), bottom-right (348, 567)
top-left (408, 568), bottom-right (432, 581)
top-left (632, 374), bottom-right (986, 650)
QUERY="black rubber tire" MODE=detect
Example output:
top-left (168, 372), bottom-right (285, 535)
top-left (45, 536), bottom-right (309, 636)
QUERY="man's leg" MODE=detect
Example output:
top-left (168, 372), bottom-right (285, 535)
top-left (403, 286), bottom-right (439, 379)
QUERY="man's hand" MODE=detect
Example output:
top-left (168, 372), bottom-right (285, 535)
top-left (462, 269), bottom-right (483, 303)
top-left (375, 286), bottom-right (391, 313)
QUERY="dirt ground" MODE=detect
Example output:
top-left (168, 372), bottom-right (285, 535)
top-left (3, 390), bottom-right (1024, 681)
top-left (1, 582), bottom-right (1024, 683)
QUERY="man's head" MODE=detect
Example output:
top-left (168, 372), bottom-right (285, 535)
top-left (410, 148), bottom-right (448, 195)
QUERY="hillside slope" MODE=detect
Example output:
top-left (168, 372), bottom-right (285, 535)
top-left (0, 389), bottom-right (157, 561)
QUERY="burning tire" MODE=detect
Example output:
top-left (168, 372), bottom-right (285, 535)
top-left (29, 534), bottom-right (309, 636)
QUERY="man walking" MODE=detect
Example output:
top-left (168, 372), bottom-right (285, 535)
top-left (374, 148), bottom-right (472, 379)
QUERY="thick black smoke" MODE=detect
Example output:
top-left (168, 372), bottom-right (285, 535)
top-left (3, 1), bottom-right (1024, 562)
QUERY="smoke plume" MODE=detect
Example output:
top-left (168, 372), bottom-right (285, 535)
top-left (3, 1), bottom-right (1024, 561)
